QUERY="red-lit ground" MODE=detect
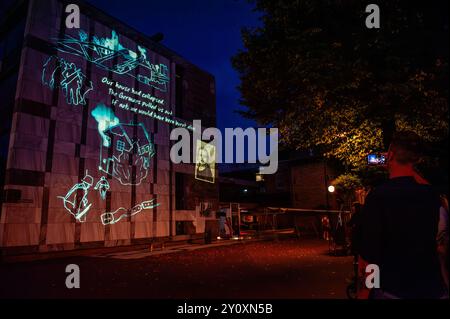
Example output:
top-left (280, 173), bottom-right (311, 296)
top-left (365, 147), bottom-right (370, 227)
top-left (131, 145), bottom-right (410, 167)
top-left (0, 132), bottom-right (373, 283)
top-left (0, 238), bottom-right (352, 299)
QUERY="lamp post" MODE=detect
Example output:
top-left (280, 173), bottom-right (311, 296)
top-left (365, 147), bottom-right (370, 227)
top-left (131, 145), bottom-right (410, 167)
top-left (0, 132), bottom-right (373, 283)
top-left (323, 160), bottom-right (331, 245)
top-left (323, 160), bottom-right (334, 210)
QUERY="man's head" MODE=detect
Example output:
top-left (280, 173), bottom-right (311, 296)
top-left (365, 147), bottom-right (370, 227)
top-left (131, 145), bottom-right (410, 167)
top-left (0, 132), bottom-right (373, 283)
top-left (387, 131), bottom-right (423, 176)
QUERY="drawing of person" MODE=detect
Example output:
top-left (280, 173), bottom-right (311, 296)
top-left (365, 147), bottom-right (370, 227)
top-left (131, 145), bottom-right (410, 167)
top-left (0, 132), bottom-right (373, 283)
top-left (94, 176), bottom-right (110, 200)
top-left (58, 172), bottom-right (94, 222)
top-left (42, 56), bottom-right (93, 106)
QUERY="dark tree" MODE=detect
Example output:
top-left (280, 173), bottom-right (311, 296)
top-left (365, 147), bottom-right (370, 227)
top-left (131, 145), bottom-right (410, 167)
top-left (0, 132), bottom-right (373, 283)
top-left (233, 0), bottom-right (448, 168)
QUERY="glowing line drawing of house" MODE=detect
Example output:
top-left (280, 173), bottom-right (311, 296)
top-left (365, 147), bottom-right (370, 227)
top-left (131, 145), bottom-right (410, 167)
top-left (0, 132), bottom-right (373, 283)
top-left (99, 122), bottom-right (155, 186)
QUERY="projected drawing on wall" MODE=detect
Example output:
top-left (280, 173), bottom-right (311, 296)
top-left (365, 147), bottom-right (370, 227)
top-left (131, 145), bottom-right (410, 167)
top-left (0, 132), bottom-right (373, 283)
top-left (54, 30), bottom-right (170, 92)
top-left (57, 171), bottom-right (94, 222)
top-left (101, 199), bottom-right (160, 225)
top-left (195, 140), bottom-right (216, 184)
top-left (92, 104), bottom-right (156, 186)
top-left (94, 176), bottom-right (110, 200)
top-left (42, 56), bottom-right (93, 106)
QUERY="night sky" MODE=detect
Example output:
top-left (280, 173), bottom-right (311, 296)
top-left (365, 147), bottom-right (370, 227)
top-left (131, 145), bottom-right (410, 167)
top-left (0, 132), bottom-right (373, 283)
top-left (86, 0), bottom-right (260, 132)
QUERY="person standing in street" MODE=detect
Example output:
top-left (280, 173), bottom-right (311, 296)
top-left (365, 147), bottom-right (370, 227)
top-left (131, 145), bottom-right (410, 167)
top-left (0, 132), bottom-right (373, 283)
top-left (360, 131), bottom-right (447, 299)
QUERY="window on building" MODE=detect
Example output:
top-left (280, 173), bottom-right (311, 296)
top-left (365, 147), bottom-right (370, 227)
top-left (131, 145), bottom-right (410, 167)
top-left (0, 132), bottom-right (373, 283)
top-left (255, 173), bottom-right (265, 182)
top-left (175, 221), bottom-right (195, 236)
top-left (175, 65), bottom-right (184, 118)
top-left (175, 172), bottom-right (196, 211)
top-left (275, 170), bottom-right (288, 191)
top-left (175, 221), bottom-right (186, 235)
top-left (175, 172), bottom-right (186, 210)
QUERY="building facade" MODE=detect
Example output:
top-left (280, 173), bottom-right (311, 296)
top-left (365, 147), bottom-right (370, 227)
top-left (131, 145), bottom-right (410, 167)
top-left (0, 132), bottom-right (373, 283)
top-left (0, 0), bottom-right (218, 256)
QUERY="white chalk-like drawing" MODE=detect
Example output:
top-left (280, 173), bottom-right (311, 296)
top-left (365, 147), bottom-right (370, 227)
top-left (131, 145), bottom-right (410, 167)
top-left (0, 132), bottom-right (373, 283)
top-left (94, 176), bottom-right (110, 200)
top-left (58, 171), bottom-right (94, 222)
top-left (91, 104), bottom-right (155, 186)
top-left (42, 56), bottom-right (93, 106)
top-left (100, 199), bottom-right (160, 225)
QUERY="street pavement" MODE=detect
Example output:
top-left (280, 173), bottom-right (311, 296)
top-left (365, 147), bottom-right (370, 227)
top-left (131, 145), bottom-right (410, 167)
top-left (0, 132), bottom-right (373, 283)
top-left (0, 238), bottom-right (352, 299)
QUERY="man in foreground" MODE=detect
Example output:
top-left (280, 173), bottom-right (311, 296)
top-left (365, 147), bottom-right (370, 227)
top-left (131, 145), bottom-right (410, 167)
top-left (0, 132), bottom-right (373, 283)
top-left (360, 131), bottom-right (447, 299)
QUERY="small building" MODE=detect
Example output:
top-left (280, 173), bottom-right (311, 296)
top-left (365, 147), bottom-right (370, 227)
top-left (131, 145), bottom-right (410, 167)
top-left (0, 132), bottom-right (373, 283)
top-left (218, 153), bottom-right (340, 234)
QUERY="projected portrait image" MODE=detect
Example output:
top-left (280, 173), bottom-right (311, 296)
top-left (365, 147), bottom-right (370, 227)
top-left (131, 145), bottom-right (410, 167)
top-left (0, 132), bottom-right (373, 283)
top-left (195, 141), bottom-right (216, 184)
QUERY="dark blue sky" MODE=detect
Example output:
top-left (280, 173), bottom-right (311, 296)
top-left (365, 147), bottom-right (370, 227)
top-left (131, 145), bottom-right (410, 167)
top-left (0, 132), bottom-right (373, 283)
top-left (87, 0), bottom-right (260, 132)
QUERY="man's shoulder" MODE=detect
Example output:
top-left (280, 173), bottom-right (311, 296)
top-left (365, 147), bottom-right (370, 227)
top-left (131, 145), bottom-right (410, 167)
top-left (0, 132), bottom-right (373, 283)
top-left (375, 177), bottom-right (435, 190)
top-left (365, 182), bottom-right (390, 200)
top-left (368, 177), bottom-right (440, 202)
top-left (363, 186), bottom-right (387, 210)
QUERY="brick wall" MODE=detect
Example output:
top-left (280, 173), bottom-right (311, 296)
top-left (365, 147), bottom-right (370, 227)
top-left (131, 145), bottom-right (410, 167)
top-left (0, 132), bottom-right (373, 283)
top-left (291, 161), bottom-right (336, 209)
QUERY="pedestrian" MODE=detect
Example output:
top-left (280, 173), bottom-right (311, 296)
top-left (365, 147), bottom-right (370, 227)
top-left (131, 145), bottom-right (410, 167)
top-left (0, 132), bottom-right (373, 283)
top-left (437, 195), bottom-right (449, 292)
top-left (321, 216), bottom-right (330, 241)
top-left (359, 131), bottom-right (447, 299)
top-left (348, 202), bottom-right (363, 256)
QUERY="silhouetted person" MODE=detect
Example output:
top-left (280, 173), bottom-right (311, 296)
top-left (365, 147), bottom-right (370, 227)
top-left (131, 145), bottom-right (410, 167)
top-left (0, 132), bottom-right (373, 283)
top-left (360, 131), bottom-right (447, 299)
top-left (349, 202), bottom-right (363, 256)
top-left (438, 195), bottom-right (449, 291)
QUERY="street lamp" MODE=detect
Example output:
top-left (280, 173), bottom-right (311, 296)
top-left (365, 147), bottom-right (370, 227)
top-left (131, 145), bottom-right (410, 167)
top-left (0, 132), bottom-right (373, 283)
top-left (328, 185), bottom-right (335, 193)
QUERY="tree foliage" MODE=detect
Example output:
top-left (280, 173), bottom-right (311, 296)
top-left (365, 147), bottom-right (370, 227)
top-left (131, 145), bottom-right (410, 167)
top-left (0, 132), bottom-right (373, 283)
top-left (333, 173), bottom-right (363, 206)
top-left (333, 173), bottom-right (363, 189)
top-left (333, 174), bottom-right (363, 208)
top-left (232, 0), bottom-right (448, 169)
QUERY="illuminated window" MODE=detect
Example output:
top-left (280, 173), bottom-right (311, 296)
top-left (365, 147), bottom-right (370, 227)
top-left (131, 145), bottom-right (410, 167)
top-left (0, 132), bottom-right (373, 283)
top-left (255, 173), bottom-right (265, 182)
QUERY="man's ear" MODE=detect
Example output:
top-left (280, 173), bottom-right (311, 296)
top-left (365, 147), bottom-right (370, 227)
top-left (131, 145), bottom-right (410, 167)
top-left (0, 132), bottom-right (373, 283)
top-left (387, 152), bottom-right (392, 162)
top-left (386, 147), bottom-right (394, 162)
